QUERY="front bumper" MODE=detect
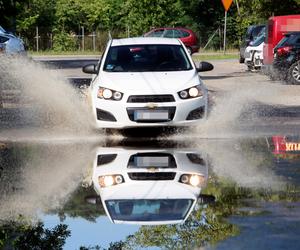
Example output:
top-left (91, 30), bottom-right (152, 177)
top-left (91, 94), bottom-right (207, 129)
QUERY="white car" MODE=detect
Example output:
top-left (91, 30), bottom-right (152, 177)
top-left (91, 147), bottom-right (208, 225)
top-left (83, 37), bottom-right (213, 129)
top-left (244, 32), bottom-right (265, 71)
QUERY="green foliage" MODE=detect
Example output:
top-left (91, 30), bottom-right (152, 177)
top-left (2, 0), bottom-right (300, 50)
top-left (0, 221), bottom-right (70, 249)
top-left (123, 0), bottom-right (185, 36)
top-left (52, 31), bottom-right (77, 51)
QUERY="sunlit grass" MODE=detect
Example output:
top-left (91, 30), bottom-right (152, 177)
top-left (28, 49), bottom-right (239, 60)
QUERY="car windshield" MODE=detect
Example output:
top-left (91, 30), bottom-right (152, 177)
top-left (106, 199), bottom-right (193, 221)
top-left (103, 44), bottom-right (193, 72)
top-left (251, 34), bottom-right (265, 46)
top-left (0, 26), bottom-right (6, 34)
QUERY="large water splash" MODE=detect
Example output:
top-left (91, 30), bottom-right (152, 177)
top-left (0, 55), bottom-right (95, 139)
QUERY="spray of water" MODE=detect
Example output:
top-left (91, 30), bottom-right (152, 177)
top-left (0, 142), bottom-right (97, 222)
top-left (0, 55), bottom-right (96, 139)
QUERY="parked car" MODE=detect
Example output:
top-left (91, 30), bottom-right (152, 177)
top-left (263, 15), bottom-right (300, 65)
top-left (273, 32), bottom-right (300, 84)
top-left (143, 27), bottom-right (200, 54)
top-left (0, 25), bottom-right (26, 55)
top-left (91, 147), bottom-right (209, 225)
top-left (82, 37), bottom-right (213, 130)
top-left (244, 27), bottom-right (266, 70)
top-left (239, 24), bottom-right (265, 63)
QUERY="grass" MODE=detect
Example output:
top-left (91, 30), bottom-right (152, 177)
top-left (28, 49), bottom-right (239, 60)
top-left (192, 53), bottom-right (238, 61)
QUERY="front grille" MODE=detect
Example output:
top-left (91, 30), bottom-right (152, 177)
top-left (128, 172), bottom-right (176, 180)
top-left (127, 95), bottom-right (175, 103)
top-left (127, 107), bottom-right (176, 123)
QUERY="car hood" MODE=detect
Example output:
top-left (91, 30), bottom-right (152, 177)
top-left (97, 70), bottom-right (201, 94)
top-left (100, 181), bottom-right (200, 200)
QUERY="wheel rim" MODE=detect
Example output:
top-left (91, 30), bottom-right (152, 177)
top-left (292, 64), bottom-right (300, 82)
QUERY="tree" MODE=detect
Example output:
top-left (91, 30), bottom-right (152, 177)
top-left (123, 0), bottom-right (185, 36)
top-left (0, 221), bottom-right (70, 249)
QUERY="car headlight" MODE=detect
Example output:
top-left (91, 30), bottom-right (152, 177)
top-left (178, 85), bottom-right (203, 99)
top-left (97, 87), bottom-right (123, 101)
top-left (179, 174), bottom-right (206, 187)
top-left (98, 175), bottom-right (124, 187)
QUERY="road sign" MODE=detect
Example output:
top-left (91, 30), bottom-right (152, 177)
top-left (221, 0), bottom-right (233, 11)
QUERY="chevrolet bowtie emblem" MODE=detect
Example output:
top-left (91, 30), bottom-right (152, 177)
top-left (146, 103), bottom-right (158, 109)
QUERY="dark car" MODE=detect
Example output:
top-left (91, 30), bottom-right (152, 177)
top-left (239, 25), bottom-right (265, 63)
top-left (273, 32), bottom-right (300, 84)
top-left (144, 27), bottom-right (199, 54)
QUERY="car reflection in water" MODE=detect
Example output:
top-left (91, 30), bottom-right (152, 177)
top-left (90, 147), bottom-right (209, 225)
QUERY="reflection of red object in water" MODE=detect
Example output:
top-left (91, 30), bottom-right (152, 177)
top-left (272, 136), bottom-right (300, 154)
top-left (272, 136), bottom-right (286, 154)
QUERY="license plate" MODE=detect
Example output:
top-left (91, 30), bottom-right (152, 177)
top-left (134, 110), bottom-right (169, 121)
top-left (134, 156), bottom-right (169, 167)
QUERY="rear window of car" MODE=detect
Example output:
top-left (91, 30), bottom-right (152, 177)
top-left (146, 29), bottom-right (164, 37)
top-left (181, 30), bottom-right (190, 37)
top-left (164, 29), bottom-right (182, 38)
top-left (276, 36), bottom-right (289, 48)
top-left (103, 44), bottom-right (193, 72)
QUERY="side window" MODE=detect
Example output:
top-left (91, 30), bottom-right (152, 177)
top-left (164, 29), bottom-right (181, 38)
top-left (150, 29), bottom-right (164, 37)
top-left (181, 30), bottom-right (190, 38)
top-left (295, 37), bottom-right (300, 44)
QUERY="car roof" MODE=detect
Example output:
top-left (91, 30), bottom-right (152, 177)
top-left (111, 37), bottom-right (182, 46)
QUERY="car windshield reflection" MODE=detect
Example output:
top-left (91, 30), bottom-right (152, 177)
top-left (103, 45), bottom-right (193, 72)
top-left (106, 199), bottom-right (193, 222)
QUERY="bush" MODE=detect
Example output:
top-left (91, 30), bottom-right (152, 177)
top-left (52, 32), bottom-right (77, 52)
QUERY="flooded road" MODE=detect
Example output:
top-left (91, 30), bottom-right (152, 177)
top-left (0, 56), bottom-right (300, 249)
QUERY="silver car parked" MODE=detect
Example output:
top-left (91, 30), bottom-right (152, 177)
top-left (0, 25), bottom-right (26, 55)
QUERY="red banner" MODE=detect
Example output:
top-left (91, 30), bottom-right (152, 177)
top-left (221, 0), bottom-right (233, 11)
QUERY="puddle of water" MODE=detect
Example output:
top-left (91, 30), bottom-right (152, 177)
top-left (0, 138), bottom-right (299, 249)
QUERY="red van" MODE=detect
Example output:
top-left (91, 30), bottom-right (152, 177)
top-left (263, 14), bottom-right (300, 65)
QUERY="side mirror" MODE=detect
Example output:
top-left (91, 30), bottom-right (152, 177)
top-left (83, 64), bottom-right (97, 74)
top-left (245, 38), bottom-right (251, 46)
top-left (197, 61), bottom-right (214, 72)
top-left (197, 194), bottom-right (216, 204)
top-left (85, 195), bottom-right (101, 205)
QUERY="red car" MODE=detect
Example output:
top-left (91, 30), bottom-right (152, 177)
top-left (144, 27), bottom-right (200, 54)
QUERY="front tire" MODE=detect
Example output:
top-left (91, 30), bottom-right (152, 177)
top-left (287, 61), bottom-right (300, 85)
